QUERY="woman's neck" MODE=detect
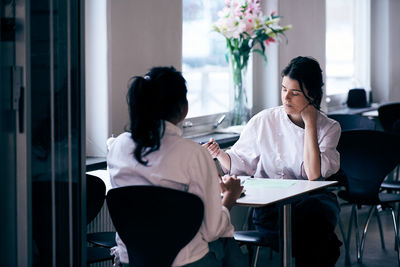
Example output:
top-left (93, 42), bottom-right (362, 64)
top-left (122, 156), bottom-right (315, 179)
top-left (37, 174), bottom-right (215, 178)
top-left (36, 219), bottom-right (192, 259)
top-left (288, 114), bottom-right (305, 128)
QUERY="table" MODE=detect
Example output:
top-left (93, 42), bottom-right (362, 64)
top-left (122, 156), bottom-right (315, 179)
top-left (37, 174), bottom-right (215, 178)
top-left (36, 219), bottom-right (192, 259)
top-left (328, 103), bottom-right (379, 115)
top-left (362, 110), bottom-right (378, 117)
top-left (236, 177), bottom-right (338, 267)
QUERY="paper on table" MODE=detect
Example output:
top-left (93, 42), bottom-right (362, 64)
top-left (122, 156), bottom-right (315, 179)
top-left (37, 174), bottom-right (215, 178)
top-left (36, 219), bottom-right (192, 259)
top-left (243, 178), bottom-right (296, 188)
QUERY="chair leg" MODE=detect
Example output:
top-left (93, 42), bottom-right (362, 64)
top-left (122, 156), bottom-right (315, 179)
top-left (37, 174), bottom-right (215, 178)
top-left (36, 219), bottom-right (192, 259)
top-left (358, 206), bottom-right (376, 263)
top-left (246, 244), bottom-right (254, 267)
top-left (253, 246), bottom-right (260, 267)
top-left (397, 203), bottom-right (400, 251)
top-left (375, 205), bottom-right (386, 249)
top-left (389, 207), bottom-right (400, 266)
top-left (338, 213), bottom-right (351, 265)
top-left (354, 206), bottom-right (361, 263)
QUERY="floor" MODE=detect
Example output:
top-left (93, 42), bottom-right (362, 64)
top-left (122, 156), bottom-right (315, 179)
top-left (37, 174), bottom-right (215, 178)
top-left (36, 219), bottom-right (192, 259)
top-left (252, 200), bottom-right (399, 267)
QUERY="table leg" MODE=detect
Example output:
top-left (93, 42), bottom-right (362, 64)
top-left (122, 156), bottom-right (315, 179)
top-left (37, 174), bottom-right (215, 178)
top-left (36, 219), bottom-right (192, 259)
top-left (283, 204), bottom-right (292, 267)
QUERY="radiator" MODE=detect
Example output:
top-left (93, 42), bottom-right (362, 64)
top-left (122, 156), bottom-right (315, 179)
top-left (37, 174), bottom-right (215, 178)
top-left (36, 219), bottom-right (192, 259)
top-left (87, 202), bottom-right (115, 267)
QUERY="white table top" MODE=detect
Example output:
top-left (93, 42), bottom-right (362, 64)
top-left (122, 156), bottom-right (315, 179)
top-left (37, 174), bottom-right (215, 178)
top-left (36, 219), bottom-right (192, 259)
top-left (236, 177), bottom-right (337, 207)
top-left (362, 110), bottom-right (379, 117)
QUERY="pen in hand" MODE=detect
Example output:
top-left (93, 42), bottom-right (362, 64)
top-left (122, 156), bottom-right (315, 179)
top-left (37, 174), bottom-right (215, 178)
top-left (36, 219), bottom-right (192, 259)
top-left (202, 138), bottom-right (221, 158)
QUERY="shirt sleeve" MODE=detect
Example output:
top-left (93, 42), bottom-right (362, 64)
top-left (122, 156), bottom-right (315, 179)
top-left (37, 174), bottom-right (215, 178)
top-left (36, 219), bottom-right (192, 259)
top-left (318, 121), bottom-right (341, 178)
top-left (187, 147), bottom-right (234, 241)
top-left (226, 116), bottom-right (261, 176)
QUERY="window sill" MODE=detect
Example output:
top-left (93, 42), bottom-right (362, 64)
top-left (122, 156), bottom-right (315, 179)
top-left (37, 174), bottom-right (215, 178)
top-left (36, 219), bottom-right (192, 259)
top-left (86, 157), bottom-right (107, 172)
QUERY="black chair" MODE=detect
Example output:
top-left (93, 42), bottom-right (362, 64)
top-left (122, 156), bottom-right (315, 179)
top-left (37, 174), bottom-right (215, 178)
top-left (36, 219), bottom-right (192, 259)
top-left (378, 102), bottom-right (400, 133)
top-left (86, 174), bottom-right (117, 249)
top-left (327, 114), bottom-right (375, 189)
top-left (106, 185), bottom-right (204, 267)
top-left (328, 114), bottom-right (375, 131)
top-left (336, 130), bottom-right (400, 265)
top-left (87, 247), bottom-right (113, 265)
top-left (379, 103), bottom-right (400, 188)
top-left (87, 174), bottom-right (107, 223)
top-left (86, 174), bottom-right (115, 265)
top-left (233, 207), bottom-right (275, 267)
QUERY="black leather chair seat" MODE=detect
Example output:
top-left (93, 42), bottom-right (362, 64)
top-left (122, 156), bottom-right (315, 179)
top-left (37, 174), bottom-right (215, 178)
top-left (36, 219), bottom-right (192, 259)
top-left (87, 232), bottom-right (117, 248)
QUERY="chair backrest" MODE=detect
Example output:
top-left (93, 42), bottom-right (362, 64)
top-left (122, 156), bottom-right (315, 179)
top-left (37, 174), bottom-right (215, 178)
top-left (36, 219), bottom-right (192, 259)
top-left (337, 130), bottom-right (400, 204)
top-left (378, 102), bottom-right (400, 133)
top-left (106, 185), bottom-right (204, 267)
top-left (328, 114), bottom-right (375, 131)
top-left (87, 174), bottom-right (106, 225)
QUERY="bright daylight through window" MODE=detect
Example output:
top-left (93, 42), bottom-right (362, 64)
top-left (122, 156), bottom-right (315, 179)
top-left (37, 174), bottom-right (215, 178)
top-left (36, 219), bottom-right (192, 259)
top-left (182, 0), bottom-right (229, 118)
top-left (325, 0), bottom-right (370, 96)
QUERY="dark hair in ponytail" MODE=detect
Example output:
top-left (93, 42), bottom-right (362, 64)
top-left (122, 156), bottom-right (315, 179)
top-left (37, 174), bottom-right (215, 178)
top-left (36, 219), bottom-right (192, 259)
top-left (127, 66), bottom-right (187, 165)
top-left (281, 56), bottom-right (324, 110)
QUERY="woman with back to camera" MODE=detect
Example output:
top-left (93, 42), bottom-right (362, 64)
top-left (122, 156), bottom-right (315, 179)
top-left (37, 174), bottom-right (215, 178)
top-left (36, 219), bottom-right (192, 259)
top-left (107, 66), bottom-right (248, 267)
top-left (204, 56), bottom-right (343, 267)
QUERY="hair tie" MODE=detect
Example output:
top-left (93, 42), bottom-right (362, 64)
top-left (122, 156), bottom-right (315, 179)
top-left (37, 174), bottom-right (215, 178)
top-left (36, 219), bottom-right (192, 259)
top-left (144, 75), bottom-right (150, 80)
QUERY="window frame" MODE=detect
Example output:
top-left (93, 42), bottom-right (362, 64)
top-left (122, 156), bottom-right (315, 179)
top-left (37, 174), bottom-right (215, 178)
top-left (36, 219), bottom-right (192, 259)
top-left (325, 0), bottom-right (371, 110)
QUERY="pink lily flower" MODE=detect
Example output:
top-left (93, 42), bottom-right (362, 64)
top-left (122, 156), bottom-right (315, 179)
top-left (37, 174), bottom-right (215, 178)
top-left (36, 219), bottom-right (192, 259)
top-left (264, 37), bottom-right (276, 46)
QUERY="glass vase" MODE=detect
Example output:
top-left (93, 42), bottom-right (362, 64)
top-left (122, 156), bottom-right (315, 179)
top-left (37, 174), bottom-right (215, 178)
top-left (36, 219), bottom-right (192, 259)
top-left (229, 57), bottom-right (250, 125)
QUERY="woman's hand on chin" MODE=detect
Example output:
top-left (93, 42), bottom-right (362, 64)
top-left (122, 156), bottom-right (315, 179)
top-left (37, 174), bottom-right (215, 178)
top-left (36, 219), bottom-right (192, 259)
top-left (301, 104), bottom-right (318, 126)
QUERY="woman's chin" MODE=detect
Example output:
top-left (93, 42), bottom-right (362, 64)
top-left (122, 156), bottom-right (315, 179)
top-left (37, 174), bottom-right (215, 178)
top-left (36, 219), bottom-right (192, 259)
top-left (284, 106), bottom-right (296, 114)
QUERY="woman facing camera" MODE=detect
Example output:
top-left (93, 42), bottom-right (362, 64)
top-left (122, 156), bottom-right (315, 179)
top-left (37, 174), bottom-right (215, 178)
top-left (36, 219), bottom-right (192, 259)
top-left (205, 56), bottom-right (342, 267)
top-left (107, 66), bottom-right (248, 267)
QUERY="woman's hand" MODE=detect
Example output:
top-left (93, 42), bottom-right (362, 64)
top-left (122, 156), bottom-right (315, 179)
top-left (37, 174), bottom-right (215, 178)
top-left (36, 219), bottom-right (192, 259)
top-left (220, 175), bottom-right (243, 210)
top-left (203, 138), bottom-right (232, 172)
top-left (300, 103), bottom-right (318, 127)
top-left (203, 138), bottom-right (221, 158)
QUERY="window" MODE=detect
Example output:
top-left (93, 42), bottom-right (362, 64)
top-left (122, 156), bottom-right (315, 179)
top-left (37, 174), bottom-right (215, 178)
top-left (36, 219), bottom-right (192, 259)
top-left (325, 0), bottom-right (371, 97)
top-left (182, 0), bottom-right (229, 118)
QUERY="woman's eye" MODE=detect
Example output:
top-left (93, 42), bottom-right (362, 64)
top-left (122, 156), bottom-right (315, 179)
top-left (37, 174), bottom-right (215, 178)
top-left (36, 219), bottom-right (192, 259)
top-left (292, 92), bottom-right (299, 96)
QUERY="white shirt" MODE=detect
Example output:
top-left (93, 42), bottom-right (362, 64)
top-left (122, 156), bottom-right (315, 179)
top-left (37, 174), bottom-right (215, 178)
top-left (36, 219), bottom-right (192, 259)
top-left (227, 106), bottom-right (341, 179)
top-left (107, 121), bottom-right (234, 266)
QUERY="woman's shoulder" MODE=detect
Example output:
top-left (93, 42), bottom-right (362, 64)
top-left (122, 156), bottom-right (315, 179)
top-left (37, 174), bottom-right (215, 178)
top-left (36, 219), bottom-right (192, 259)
top-left (107, 132), bottom-right (134, 151)
top-left (163, 136), bottom-right (215, 169)
top-left (173, 135), bottom-right (204, 150)
top-left (114, 132), bottom-right (132, 143)
top-left (251, 106), bottom-right (283, 122)
top-left (318, 112), bottom-right (341, 132)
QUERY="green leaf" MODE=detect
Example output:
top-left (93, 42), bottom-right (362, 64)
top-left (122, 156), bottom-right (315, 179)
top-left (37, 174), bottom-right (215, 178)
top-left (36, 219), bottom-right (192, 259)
top-left (253, 49), bottom-right (268, 63)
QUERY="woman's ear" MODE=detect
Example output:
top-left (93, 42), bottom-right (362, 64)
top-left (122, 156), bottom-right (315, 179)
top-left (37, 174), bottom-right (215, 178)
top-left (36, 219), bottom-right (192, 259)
top-left (172, 101), bottom-right (188, 125)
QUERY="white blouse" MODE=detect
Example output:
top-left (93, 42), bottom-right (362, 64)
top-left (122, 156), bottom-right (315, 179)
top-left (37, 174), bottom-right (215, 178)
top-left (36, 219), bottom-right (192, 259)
top-left (107, 121), bottom-right (234, 266)
top-left (227, 106), bottom-right (341, 179)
